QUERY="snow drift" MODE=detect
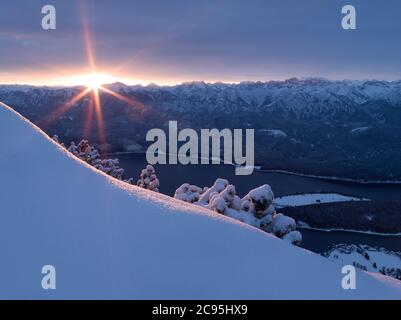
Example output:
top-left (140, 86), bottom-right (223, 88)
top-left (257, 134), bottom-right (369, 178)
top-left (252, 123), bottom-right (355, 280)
top-left (0, 102), bottom-right (401, 299)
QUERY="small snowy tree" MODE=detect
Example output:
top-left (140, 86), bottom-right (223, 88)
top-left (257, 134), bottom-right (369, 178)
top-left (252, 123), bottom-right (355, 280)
top-left (76, 140), bottom-right (90, 161)
top-left (52, 134), bottom-right (59, 143)
top-left (265, 213), bottom-right (296, 237)
top-left (241, 184), bottom-right (274, 218)
top-left (198, 178), bottom-right (228, 205)
top-left (98, 159), bottom-right (125, 180)
top-left (68, 141), bottom-right (78, 155)
top-left (209, 185), bottom-right (242, 212)
top-left (282, 230), bottom-right (302, 246)
top-left (86, 146), bottom-right (101, 165)
top-left (174, 183), bottom-right (204, 203)
top-left (52, 134), bottom-right (65, 148)
top-left (209, 195), bottom-right (227, 214)
top-left (137, 165), bottom-right (159, 192)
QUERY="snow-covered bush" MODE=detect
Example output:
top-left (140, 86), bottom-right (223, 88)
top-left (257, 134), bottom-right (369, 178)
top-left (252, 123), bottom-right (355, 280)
top-left (209, 195), bottom-right (227, 214)
top-left (76, 140), bottom-right (90, 161)
top-left (174, 178), bottom-right (302, 245)
top-left (86, 146), bottom-right (101, 165)
top-left (198, 178), bottom-right (228, 205)
top-left (52, 134), bottom-right (59, 143)
top-left (137, 165), bottom-right (159, 192)
top-left (52, 134), bottom-right (65, 147)
top-left (174, 183), bottom-right (204, 203)
top-left (68, 141), bottom-right (78, 155)
top-left (282, 230), bottom-right (303, 246)
top-left (265, 213), bottom-right (296, 237)
top-left (242, 184), bottom-right (274, 218)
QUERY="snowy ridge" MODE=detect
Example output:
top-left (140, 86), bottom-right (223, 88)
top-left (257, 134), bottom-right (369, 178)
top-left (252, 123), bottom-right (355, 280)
top-left (296, 224), bottom-right (401, 236)
top-left (0, 102), bottom-right (401, 299)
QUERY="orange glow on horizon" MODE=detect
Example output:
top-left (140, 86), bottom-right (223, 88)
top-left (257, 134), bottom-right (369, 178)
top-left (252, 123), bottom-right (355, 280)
top-left (0, 69), bottom-right (256, 87)
top-left (68, 73), bottom-right (119, 90)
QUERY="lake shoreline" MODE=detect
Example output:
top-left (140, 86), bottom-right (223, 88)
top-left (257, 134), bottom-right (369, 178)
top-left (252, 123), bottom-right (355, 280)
top-left (260, 169), bottom-right (401, 185)
top-left (297, 224), bottom-right (401, 237)
top-left (106, 151), bottom-right (401, 185)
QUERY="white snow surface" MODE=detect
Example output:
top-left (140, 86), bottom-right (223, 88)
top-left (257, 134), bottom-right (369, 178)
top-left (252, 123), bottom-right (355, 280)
top-left (274, 193), bottom-right (368, 208)
top-left (0, 102), bottom-right (401, 299)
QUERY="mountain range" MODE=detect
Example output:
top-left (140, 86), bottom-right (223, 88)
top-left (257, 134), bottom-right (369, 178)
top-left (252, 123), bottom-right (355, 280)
top-left (1, 78), bottom-right (401, 181)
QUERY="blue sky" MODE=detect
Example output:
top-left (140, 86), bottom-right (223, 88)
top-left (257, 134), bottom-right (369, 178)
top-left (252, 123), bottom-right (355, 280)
top-left (1, 0), bottom-right (401, 85)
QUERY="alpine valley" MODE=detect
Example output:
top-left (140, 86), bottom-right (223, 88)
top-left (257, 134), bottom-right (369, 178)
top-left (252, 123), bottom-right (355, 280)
top-left (2, 78), bottom-right (401, 181)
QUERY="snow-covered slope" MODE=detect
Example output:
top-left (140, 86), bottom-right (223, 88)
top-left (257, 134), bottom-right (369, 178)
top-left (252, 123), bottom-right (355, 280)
top-left (0, 102), bottom-right (401, 299)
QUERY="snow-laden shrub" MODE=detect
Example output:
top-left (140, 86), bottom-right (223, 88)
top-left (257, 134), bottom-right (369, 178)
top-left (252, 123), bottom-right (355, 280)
top-left (174, 178), bottom-right (302, 245)
top-left (209, 196), bottom-right (227, 214)
top-left (198, 178), bottom-right (228, 204)
top-left (232, 195), bottom-right (242, 211)
top-left (52, 134), bottom-right (65, 147)
top-left (174, 183), bottom-right (204, 203)
top-left (241, 199), bottom-right (251, 212)
top-left (52, 134), bottom-right (59, 143)
top-left (137, 165), bottom-right (160, 192)
top-left (76, 140), bottom-right (90, 161)
top-left (96, 158), bottom-right (125, 180)
top-left (242, 184), bottom-right (274, 218)
top-left (68, 141), bottom-right (78, 155)
top-left (282, 231), bottom-right (302, 246)
top-left (265, 213), bottom-right (296, 237)
top-left (86, 146), bottom-right (101, 165)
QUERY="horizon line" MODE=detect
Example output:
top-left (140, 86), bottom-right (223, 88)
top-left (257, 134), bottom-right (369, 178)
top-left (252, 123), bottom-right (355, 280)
top-left (1, 77), bottom-right (401, 88)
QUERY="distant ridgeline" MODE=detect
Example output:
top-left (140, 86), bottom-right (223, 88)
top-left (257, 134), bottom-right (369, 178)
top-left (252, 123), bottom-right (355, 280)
top-left (2, 78), bottom-right (401, 181)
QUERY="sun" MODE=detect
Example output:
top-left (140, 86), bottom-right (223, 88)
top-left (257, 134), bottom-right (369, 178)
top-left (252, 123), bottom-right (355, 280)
top-left (80, 73), bottom-right (115, 90)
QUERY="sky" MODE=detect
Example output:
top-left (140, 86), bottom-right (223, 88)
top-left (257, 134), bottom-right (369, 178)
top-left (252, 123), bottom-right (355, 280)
top-left (1, 0), bottom-right (401, 85)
